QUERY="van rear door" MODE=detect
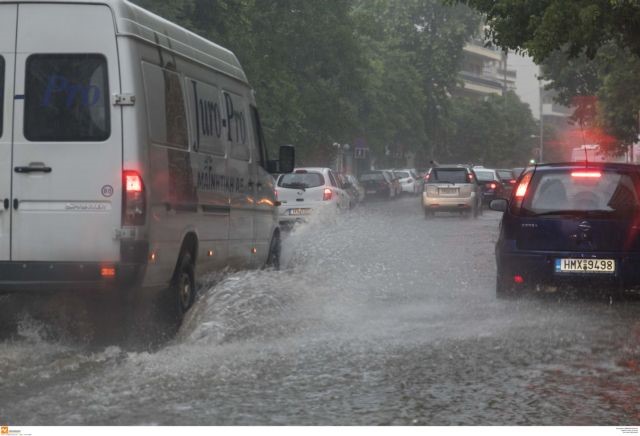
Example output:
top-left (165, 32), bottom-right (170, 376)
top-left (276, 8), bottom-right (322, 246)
top-left (0, 4), bottom-right (17, 261)
top-left (11, 4), bottom-right (122, 262)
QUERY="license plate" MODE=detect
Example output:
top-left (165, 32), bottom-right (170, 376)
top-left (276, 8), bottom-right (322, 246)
top-left (555, 258), bottom-right (616, 274)
top-left (288, 208), bottom-right (311, 216)
top-left (439, 188), bottom-right (458, 196)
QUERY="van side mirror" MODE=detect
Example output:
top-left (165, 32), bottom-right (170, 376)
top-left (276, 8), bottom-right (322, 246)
top-left (266, 145), bottom-right (295, 174)
top-left (278, 145), bottom-right (295, 174)
top-left (490, 199), bottom-right (508, 212)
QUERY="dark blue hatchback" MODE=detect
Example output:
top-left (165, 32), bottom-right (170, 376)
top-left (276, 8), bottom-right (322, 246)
top-left (491, 163), bottom-right (640, 298)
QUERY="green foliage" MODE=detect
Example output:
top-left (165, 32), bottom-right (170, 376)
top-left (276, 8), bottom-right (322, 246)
top-left (445, 92), bottom-right (537, 167)
top-left (457, 0), bottom-right (640, 62)
top-left (458, 0), bottom-right (640, 153)
top-left (132, 0), bottom-right (536, 166)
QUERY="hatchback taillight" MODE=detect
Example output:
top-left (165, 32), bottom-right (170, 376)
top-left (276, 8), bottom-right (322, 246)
top-left (323, 188), bottom-right (333, 201)
top-left (511, 172), bottom-right (533, 213)
top-left (123, 170), bottom-right (146, 226)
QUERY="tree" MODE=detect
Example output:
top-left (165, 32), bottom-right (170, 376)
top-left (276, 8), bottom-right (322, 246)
top-left (458, 0), bottom-right (640, 153)
top-left (445, 92), bottom-right (538, 166)
top-left (457, 0), bottom-right (640, 63)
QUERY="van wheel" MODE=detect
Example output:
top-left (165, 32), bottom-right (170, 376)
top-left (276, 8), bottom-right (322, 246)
top-left (265, 233), bottom-right (281, 270)
top-left (170, 252), bottom-right (196, 321)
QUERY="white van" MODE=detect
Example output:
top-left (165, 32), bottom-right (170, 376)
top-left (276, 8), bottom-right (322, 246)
top-left (0, 0), bottom-right (294, 322)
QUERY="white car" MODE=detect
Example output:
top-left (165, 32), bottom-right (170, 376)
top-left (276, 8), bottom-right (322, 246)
top-left (394, 169), bottom-right (422, 194)
top-left (276, 168), bottom-right (350, 225)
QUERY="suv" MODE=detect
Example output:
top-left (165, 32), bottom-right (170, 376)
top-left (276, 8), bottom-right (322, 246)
top-left (422, 165), bottom-right (482, 218)
top-left (492, 163), bottom-right (640, 298)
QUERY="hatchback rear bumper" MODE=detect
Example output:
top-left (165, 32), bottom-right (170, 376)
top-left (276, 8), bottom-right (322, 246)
top-left (497, 244), bottom-right (640, 289)
top-left (0, 262), bottom-right (145, 294)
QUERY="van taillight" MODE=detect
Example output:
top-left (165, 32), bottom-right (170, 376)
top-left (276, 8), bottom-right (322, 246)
top-left (123, 170), bottom-right (146, 226)
top-left (323, 188), bottom-right (333, 201)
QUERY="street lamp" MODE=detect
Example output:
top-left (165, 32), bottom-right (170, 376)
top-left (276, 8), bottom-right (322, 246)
top-left (530, 134), bottom-right (542, 163)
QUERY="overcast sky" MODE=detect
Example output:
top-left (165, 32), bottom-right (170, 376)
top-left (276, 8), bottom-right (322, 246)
top-left (508, 52), bottom-right (541, 120)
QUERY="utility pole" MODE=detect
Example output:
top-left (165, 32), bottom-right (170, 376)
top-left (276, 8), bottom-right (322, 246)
top-left (539, 79), bottom-right (544, 163)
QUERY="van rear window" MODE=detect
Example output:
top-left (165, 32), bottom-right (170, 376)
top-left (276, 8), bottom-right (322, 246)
top-left (24, 54), bottom-right (109, 142)
top-left (0, 57), bottom-right (4, 137)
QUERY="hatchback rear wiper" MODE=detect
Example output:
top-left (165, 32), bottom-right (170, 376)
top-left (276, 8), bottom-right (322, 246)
top-left (282, 183), bottom-right (307, 191)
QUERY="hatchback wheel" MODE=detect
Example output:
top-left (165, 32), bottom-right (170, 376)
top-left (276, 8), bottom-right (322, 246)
top-left (496, 268), bottom-right (516, 299)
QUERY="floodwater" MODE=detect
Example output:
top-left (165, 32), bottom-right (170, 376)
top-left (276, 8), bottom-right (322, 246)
top-left (2, 197), bottom-right (640, 425)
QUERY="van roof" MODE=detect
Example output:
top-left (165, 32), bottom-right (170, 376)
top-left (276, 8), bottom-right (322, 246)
top-left (0, 0), bottom-right (248, 85)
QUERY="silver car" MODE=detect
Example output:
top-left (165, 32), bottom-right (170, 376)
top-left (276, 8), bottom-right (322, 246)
top-left (422, 165), bottom-right (482, 218)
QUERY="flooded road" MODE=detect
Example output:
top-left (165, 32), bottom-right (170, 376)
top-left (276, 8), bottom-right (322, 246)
top-left (2, 197), bottom-right (640, 425)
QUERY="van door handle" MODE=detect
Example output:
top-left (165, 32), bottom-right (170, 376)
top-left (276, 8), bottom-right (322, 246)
top-left (3, 199), bottom-right (8, 210)
top-left (15, 166), bottom-right (52, 174)
top-left (13, 199), bottom-right (18, 210)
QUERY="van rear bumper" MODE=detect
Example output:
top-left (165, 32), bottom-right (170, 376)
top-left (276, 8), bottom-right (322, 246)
top-left (0, 262), bottom-right (145, 294)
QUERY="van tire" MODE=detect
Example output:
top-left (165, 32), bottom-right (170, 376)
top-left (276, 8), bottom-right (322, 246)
top-left (265, 233), bottom-right (281, 270)
top-left (169, 251), bottom-right (196, 322)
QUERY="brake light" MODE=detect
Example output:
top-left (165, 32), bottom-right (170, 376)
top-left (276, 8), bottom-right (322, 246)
top-left (571, 171), bottom-right (602, 178)
top-left (514, 275), bottom-right (524, 284)
top-left (323, 188), bottom-right (333, 201)
top-left (515, 173), bottom-right (532, 199)
top-left (489, 183), bottom-right (497, 190)
top-left (123, 170), bottom-right (146, 226)
top-left (467, 174), bottom-right (474, 182)
top-left (125, 173), bottom-right (143, 192)
top-left (509, 179), bottom-right (516, 184)
top-left (425, 174), bottom-right (430, 181)
top-left (101, 267), bottom-right (116, 278)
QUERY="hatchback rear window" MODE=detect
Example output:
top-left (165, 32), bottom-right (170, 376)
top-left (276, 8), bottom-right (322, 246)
top-left (25, 54), bottom-right (109, 142)
top-left (360, 173), bottom-right (385, 182)
top-left (497, 170), bottom-right (512, 180)
top-left (475, 170), bottom-right (496, 182)
top-left (278, 172), bottom-right (325, 189)
top-left (428, 169), bottom-right (468, 184)
top-left (523, 170), bottom-right (640, 217)
top-left (395, 171), bottom-right (410, 178)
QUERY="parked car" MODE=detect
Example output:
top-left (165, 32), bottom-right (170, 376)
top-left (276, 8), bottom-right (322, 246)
top-left (383, 170), bottom-right (403, 197)
top-left (496, 169), bottom-right (518, 198)
top-left (492, 163), bottom-right (640, 298)
top-left (513, 167), bottom-right (526, 179)
top-left (359, 171), bottom-right (396, 200)
top-left (394, 169), bottom-right (422, 195)
top-left (276, 168), bottom-right (350, 226)
top-left (422, 165), bottom-right (482, 218)
top-left (345, 174), bottom-right (365, 205)
top-left (474, 168), bottom-right (504, 206)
